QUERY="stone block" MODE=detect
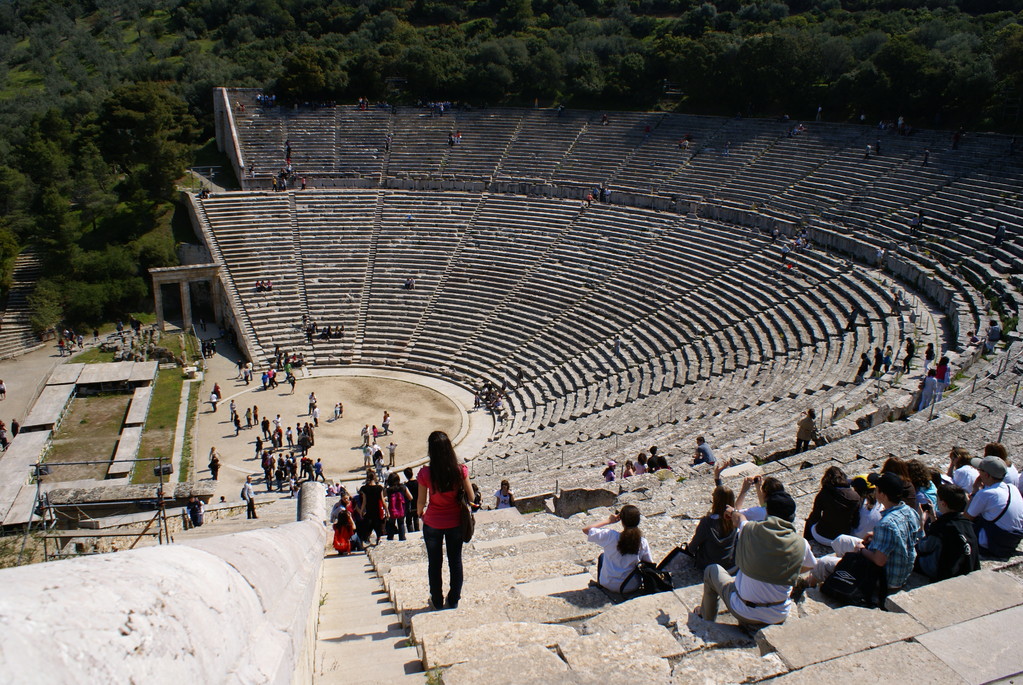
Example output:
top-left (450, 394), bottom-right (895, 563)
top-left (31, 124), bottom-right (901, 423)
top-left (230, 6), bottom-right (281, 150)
top-left (916, 605), bottom-right (1023, 685)
top-left (441, 644), bottom-right (570, 685)
top-left (720, 462), bottom-right (763, 479)
top-left (554, 487), bottom-right (618, 518)
top-left (572, 622), bottom-right (685, 661)
top-left (473, 532), bottom-right (548, 550)
top-left (558, 630), bottom-right (672, 682)
top-left (474, 508), bottom-right (525, 525)
top-left (757, 605), bottom-right (925, 670)
top-left (677, 611), bottom-right (758, 653)
top-left (410, 601), bottom-right (512, 645)
top-left (506, 558), bottom-right (588, 584)
top-left (884, 570), bottom-right (1023, 631)
top-left (581, 590), bottom-right (689, 636)
top-left (671, 647), bottom-right (788, 684)
top-left (421, 621), bottom-right (577, 670)
top-left (515, 572), bottom-right (592, 598)
top-left (503, 588), bottom-right (613, 623)
top-left (762, 641), bottom-right (966, 685)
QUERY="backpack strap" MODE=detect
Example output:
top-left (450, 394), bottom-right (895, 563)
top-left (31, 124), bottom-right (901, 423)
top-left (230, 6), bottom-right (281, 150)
top-left (991, 484), bottom-right (1015, 526)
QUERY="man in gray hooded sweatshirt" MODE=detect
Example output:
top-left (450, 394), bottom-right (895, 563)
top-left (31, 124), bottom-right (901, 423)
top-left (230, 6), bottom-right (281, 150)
top-left (698, 491), bottom-right (815, 629)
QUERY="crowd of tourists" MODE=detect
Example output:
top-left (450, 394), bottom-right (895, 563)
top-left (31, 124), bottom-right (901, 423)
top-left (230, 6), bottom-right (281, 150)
top-left (582, 440), bottom-right (1020, 631)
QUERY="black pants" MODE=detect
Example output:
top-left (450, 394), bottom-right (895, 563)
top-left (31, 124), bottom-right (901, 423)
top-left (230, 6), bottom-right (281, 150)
top-left (386, 516), bottom-right (407, 541)
top-left (246, 498), bottom-right (258, 519)
top-left (359, 516), bottom-right (384, 544)
top-left (795, 438), bottom-right (810, 453)
top-left (405, 510), bottom-right (420, 533)
top-left (423, 524), bottom-right (463, 608)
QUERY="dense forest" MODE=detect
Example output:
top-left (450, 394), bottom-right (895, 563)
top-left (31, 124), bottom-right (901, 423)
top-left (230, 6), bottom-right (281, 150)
top-left (0, 0), bottom-right (1020, 330)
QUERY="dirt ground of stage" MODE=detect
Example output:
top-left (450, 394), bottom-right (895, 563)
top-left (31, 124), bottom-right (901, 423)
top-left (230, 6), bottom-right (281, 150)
top-left (197, 373), bottom-right (465, 497)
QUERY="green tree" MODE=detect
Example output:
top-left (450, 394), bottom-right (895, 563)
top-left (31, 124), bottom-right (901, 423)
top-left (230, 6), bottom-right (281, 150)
top-left (100, 83), bottom-right (196, 199)
top-left (27, 278), bottom-right (64, 334)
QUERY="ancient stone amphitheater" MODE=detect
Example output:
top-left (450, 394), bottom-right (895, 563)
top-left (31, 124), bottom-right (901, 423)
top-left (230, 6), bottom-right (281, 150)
top-left (4, 88), bottom-right (1022, 683)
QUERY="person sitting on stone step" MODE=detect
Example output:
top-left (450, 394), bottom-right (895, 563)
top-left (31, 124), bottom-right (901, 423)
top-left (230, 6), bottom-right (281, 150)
top-left (675, 485), bottom-right (738, 572)
top-left (915, 483), bottom-right (980, 581)
top-left (734, 475), bottom-right (787, 522)
top-left (695, 491), bottom-right (813, 630)
top-left (809, 472), bottom-right (921, 595)
top-left (803, 466), bottom-right (860, 546)
top-left (692, 437), bottom-right (715, 466)
top-left (965, 456), bottom-right (1023, 559)
top-left (583, 505), bottom-right (653, 594)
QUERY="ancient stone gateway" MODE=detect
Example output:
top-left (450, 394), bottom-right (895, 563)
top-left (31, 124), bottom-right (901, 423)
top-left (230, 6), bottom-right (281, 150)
top-left (149, 264), bottom-right (221, 331)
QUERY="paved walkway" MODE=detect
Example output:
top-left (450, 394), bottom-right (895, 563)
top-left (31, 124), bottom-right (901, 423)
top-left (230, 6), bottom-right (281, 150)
top-left (0, 341), bottom-right (65, 431)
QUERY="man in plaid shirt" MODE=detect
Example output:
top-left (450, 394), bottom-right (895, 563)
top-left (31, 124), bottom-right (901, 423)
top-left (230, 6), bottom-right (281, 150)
top-left (863, 472), bottom-right (922, 589)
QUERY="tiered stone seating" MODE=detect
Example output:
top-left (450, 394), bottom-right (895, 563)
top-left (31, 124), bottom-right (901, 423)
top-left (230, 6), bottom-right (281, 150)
top-left (0, 250), bottom-right (44, 359)
top-left (552, 111), bottom-right (660, 187)
top-left (281, 107), bottom-right (336, 175)
top-left (199, 192), bottom-right (306, 357)
top-left (357, 351), bottom-right (1023, 681)
top-left (441, 108), bottom-right (527, 181)
top-left (495, 110), bottom-right (589, 183)
top-left (229, 90), bottom-right (285, 178)
top-left (360, 191), bottom-right (481, 365)
top-left (293, 190), bottom-right (379, 364)
top-left (335, 106), bottom-right (389, 179)
top-left (386, 112), bottom-right (452, 179)
top-left (211, 94), bottom-right (1019, 453)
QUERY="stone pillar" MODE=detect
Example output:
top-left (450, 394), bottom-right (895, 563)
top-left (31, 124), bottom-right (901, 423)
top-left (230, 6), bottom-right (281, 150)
top-left (179, 280), bottom-right (193, 331)
top-left (210, 278), bottom-right (222, 325)
top-left (154, 280), bottom-right (165, 331)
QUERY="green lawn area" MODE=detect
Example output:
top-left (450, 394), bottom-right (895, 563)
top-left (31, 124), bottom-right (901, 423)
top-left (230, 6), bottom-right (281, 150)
top-left (132, 369), bottom-right (184, 484)
top-left (178, 382), bottom-right (201, 482)
top-left (72, 347), bottom-right (117, 364)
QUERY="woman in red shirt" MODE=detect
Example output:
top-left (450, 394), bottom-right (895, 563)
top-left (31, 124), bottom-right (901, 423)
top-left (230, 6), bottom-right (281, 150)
top-left (417, 431), bottom-right (474, 610)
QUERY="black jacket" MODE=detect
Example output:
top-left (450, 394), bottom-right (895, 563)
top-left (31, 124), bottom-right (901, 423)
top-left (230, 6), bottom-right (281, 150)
top-left (917, 512), bottom-right (980, 581)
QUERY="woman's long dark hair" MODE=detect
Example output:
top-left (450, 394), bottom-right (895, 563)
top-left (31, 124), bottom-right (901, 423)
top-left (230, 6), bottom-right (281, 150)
top-left (427, 431), bottom-right (460, 492)
top-left (821, 465), bottom-right (849, 489)
top-left (617, 504), bottom-right (643, 555)
top-left (711, 486), bottom-right (736, 535)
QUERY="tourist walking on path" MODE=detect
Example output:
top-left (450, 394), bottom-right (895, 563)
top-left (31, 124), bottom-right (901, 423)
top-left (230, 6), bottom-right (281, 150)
top-left (795, 408), bottom-right (817, 453)
top-left (924, 343), bottom-right (935, 373)
top-left (918, 370), bottom-right (938, 412)
top-left (417, 431), bottom-right (474, 610)
top-left (359, 470), bottom-right (387, 546)
top-left (385, 472), bottom-right (413, 541)
top-left (208, 448), bottom-right (221, 480)
top-left (855, 352), bottom-right (870, 383)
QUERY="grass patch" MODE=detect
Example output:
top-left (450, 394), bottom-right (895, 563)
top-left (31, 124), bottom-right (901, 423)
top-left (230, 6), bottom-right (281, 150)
top-left (0, 531), bottom-right (47, 568)
top-left (45, 394), bottom-right (131, 480)
top-left (171, 199), bottom-right (198, 243)
top-left (190, 137), bottom-right (241, 189)
top-left (72, 347), bottom-right (118, 364)
top-left (132, 368), bottom-right (184, 484)
top-left (177, 381), bottom-right (200, 482)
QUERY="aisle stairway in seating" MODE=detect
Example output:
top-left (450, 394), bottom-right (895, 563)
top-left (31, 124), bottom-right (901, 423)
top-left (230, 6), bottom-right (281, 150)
top-left (315, 535), bottom-right (426, 684)
top-left (0, 250), bottom-right (43, 360)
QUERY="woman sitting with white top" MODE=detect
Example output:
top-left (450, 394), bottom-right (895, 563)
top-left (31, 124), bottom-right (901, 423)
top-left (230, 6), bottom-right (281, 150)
top-left (583, 505), bottom-right (653, 593)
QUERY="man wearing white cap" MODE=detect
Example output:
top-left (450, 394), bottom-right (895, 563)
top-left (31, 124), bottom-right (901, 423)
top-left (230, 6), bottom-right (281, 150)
top-left (965, 456), bottom-right (1023, 558)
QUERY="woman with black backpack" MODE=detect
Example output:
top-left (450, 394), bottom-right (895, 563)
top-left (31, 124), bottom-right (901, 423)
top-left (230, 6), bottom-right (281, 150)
top-left (583, 505), bottom-right (653, 593)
